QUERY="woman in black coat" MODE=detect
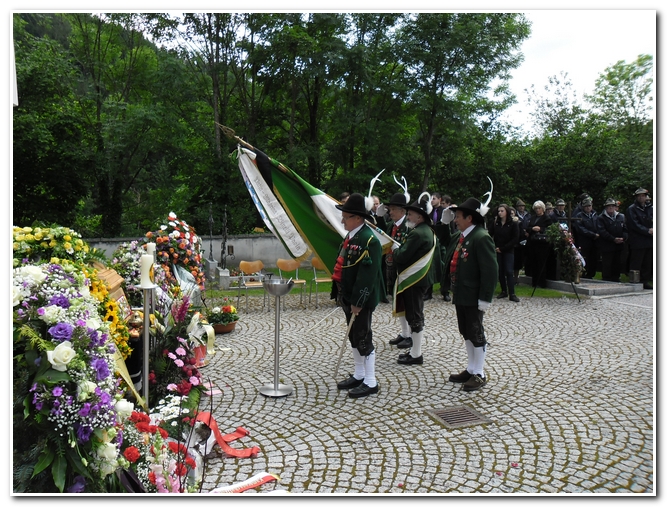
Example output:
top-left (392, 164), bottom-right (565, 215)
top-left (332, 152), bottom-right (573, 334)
top-left (526, 201), bottom-right (553, 288)
top-left (489, 203), bottom-right (520, 301)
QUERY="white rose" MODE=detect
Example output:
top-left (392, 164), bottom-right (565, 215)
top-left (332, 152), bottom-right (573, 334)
top-left (170, 230), bottom-right (181, 240)
top-left (20, 265), bottom-right (47, 284)
top-left (12, 286), bottom-right (22, 307)
top-left (77, 380), bottom-right (97, 401)
top-left (212, 307), bottom-right (221, 314)
top-left (79, 285), bottom-right (90, 298)
top-left (40, 305), bottom-right (65, 325)
top-left (47, 341), bottom-right (77, 372)
top-left (114, 399), bottom-right (134, 421)
top-left (86, 317), bottom-right (103, 330)
top-left (97, 442), bottom-right (118, 461)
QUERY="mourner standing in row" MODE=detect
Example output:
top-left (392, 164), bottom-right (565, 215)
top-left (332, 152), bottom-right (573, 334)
top-left (626, 187), bottom-right (653, 290)
top-left (489, 203), bottom-right (520, 302)
top-left (391, 193), bottom-right (437, 365)
top-left (445, 195), bottom-right (498, 392)
top-left (332, 193), bottom-right (384, 398)
top-left (596, 197), bottom-right (628, 283)
top-left (573, 198), bottom-right (600, 279)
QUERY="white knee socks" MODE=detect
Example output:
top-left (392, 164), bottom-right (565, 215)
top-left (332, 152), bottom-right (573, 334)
top-left (411, 330), bottom-right (423, 358)
top-left (399, 316), bottom-right (411, 338)
top-left (352, 348), bottom-right (365, 380)
top-left (465, 339), bottom-right (475, 373)
top-left (471, 344), bottom-right (486, 378)
top-left (364, 350), bottom-right (377, 388)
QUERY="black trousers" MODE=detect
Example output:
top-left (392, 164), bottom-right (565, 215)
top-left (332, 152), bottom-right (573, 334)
top-left (600, 250), bottom-right (622, 282)
top-left (579, 242), bottom-right (599, 279)
top-left (629, 247), bottom-right (653, 283)
top-left (454, 304), bottom-right (487, 347)
top-left (342, 303), bottom-right (375, 356)
top-left (402, 285), bottom-right (426, 333)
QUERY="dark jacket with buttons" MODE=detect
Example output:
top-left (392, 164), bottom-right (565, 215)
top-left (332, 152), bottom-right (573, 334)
top-left (488, 218), bottom-right (520, 253)
top-left (596, 212), bottom-right (628, 253)
top-left (625, 200), bottom-right (653, 249)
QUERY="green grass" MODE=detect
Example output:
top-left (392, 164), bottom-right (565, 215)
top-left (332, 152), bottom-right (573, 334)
top-left (202, 267), bottom-right (579, 302)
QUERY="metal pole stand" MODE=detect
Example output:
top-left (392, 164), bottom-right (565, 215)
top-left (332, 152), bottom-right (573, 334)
top-left (259, 279), bottom-right (294, 398)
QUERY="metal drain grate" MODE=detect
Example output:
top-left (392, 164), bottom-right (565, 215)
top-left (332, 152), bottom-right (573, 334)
top-left (426, 405), bottom-right (492, 429)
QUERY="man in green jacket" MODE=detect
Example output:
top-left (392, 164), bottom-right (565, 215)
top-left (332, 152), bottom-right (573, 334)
top-left (332, 193), bottom-right (384, 398)
top-left (445, 197), bottom-right (498, 392)
top-left (391, 193), bottom-right (437, 365)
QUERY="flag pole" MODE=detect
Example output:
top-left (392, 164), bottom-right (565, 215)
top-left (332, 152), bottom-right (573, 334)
top-left (218, 123), bottom-right (293, 176)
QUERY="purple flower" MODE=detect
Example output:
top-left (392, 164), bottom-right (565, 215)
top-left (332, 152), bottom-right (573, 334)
top-left (49, 294), bottom-right (71, 308)
top-left (78, 403), bottom-right (91, 417)
top-left (47, 322), bottom-right (73, 342)
top-left (75, 423), bottom-right (93, 443)
top-left (67, 475), bottom-right (86, 493)
top-left (91, 358), bottom-right (110, 381)
top-left (52, 386), bottom-right (63, 397)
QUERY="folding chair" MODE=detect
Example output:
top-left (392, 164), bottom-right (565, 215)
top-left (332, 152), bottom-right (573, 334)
top-left (237, 260), bottom-right (268, 312)
top-left (276, 258), bottom-right (306, 308)
top-left (309, 257), bottom-right (332, 308)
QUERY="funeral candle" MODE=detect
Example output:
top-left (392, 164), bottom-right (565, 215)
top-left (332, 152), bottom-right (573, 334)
top-left (140, 254), bottom-right (153, 287)
top-left (146, 242), bottom-right (156, 256)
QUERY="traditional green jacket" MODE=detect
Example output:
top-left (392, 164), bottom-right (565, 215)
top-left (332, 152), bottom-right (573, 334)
top-left (444, 225), bottom-right (498, 306)
top-left (338, 224), bottom-right (384, 309)
top-left (392, 222), bottom-right (437, 290)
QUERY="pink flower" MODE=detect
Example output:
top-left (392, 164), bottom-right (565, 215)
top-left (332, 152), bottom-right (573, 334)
top-left (174, 359), bottom-right (184, 367)
top-left (168, 352), bottom-right (176, 360)
top-left (167, 383), bottom-right (178, 391)
top-left (175, 347), bottom-right (186, 356)
top-left (189, 376), bottom-right (200, 386)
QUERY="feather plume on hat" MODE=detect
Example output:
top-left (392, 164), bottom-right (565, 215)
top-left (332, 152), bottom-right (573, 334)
top-left (478, 176), bottom-right (494, 217)
top-left (365, 169), bottom-right (384, 212)
top-left (393, 175), bottom-right (410, 204)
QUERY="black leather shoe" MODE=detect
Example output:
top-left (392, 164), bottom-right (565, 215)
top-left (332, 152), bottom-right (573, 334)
top-left (337, 375), bottom-right (364, 390)
top-left (443, 294), bottom-right (451, 302)
top-left (509, 294), bottom-right (520, 302)
top-left (348, 383), bottom-right (379, 398)
top-left (396, 337), bottom-right (413, 349)
top-left (389, 333), bottom-right (406, 346)
top-left (497, 292), bottom-right (508, 299)
top-left (448, 369), bottom-right (472, 383)
top-left (423, 294), bottom-right (433, 301)
top-left (397, 354), bottom-right (423, 365)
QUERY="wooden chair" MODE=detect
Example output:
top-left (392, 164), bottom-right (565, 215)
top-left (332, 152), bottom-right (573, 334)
top-left (276, 258), bottom-right (306, 308)
top-left (309, 257), bottom-right (332, 308)
top-left (237, 260), bottom-right (267, 312)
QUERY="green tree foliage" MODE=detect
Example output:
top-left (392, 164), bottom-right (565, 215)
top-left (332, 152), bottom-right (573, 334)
top-left (12, 13), bottom-right (653, 239)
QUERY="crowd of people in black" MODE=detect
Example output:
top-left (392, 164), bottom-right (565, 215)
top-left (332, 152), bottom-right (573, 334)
top-left (372, 187), bottom-right (653, 304)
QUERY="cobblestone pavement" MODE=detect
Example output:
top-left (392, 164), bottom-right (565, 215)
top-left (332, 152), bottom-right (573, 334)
top-left (198, 291), bottom-right (654, 495)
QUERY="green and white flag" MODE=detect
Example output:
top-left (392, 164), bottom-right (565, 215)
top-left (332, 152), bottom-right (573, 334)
top-left (236, 145), bottom-right (394, 274)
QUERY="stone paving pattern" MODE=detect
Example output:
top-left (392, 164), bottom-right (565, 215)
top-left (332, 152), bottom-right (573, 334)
top-left (198, 291), bottom-right (654, 494)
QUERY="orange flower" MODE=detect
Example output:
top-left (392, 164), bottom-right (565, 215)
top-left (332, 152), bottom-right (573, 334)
top-left (173, 253), bottom-right (179, 259)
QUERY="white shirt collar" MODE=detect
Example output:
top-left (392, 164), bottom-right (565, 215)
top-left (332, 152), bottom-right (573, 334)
top-left (461, 224), bottom-right (476, 237)
top-left (348, 223), bottom-right (365, 238)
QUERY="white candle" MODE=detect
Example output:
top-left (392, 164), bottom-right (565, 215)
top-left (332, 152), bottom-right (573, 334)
top-left (146, 242), bottom-right (156, 256)
top-left (140, 254), bottom-right (154, 287)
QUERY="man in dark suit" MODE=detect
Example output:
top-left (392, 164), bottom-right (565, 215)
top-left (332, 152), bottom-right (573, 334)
top-left (444, 197), bottom-right (498, 392)
top-left (332, 193), bottom-right (384, 398)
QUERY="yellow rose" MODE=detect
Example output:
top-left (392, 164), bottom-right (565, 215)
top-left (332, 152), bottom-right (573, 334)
top-left (84, 245), bottom-right (90, 253)
top-left (63, 235), bottom-right (72, 241)
top-left (74, 245), bottom-right (81, 251)
top-left (15, 234), bottom-right (25, 241)
top-left (64, 242), bottom-right (72, 250)
top-left (25, 234), bottom-right (35, 241)
top-left (49, 240), bottom-right (57, 247)
top-left (23, 227), bottom-right (32, 233)
top-left (13, 242), bottom-right (18, 250)
top-left (34, 232), bottom-right (43, 240)
top-left (40, 242), bottom-right (49, 248)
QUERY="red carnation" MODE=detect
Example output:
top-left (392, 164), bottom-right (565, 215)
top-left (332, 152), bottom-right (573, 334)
top-left (148, 472), bottom-right (156, 484)
top-left (123, 446), bottom-right (141, 463)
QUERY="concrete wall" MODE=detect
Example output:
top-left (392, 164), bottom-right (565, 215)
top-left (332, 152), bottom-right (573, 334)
top-left (86, 234), bottom-right (298, 269)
